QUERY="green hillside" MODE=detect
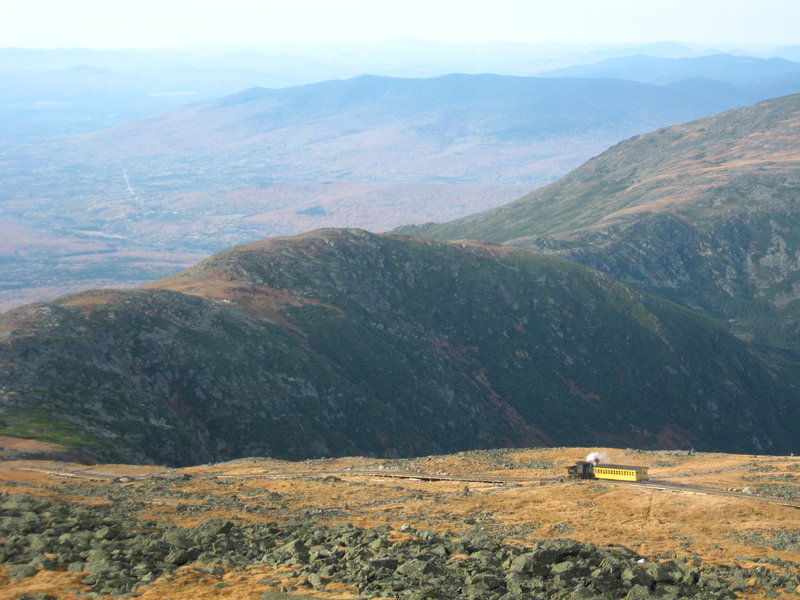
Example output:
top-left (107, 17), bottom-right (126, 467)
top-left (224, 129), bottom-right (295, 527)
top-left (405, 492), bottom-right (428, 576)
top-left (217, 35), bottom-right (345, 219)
top-left (401, 95), bottom-right (800, 350)
top-left (1, 229), bottom-right (797, 465)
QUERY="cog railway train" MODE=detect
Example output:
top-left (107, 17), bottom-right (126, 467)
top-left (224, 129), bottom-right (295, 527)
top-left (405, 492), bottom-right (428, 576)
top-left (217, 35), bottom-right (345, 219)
top-left (567, 460), bottom-right (649, 482)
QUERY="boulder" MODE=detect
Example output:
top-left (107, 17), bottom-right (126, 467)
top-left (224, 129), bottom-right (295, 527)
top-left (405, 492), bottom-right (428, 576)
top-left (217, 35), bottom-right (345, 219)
top-left (395, 558), bottom-right (438, 578)
top-left (8, 564), bottom-right (37, 578)
top-left (162, 529), bottom-right (195, 549)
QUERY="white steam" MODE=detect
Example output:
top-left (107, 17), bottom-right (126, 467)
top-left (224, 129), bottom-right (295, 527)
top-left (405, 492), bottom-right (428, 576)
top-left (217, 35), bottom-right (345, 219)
top-left (586, 451), bottom-right (609, 464)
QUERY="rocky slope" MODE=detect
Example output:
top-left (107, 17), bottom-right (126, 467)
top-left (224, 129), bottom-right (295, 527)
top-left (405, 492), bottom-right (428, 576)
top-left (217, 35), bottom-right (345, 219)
top-left (400, 95), bottom-right (800, 351)
top-left (1, 229), bottom-right (798, 464)
top-left (2, 448), bottom-right (799, 599)
top-left (0, 493), bottom-right (760, 599)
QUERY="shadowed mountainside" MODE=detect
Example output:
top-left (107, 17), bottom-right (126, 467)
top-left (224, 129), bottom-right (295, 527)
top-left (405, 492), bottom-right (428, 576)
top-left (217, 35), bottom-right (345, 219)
top-left (1, 229), bottom-right (798, 465)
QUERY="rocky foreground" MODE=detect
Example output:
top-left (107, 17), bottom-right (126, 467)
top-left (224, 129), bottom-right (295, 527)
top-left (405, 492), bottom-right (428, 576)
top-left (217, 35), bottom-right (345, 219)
top-left (3, 493), bottom-right (797, 600)
top-left (2, 447), bottom-right (799, 599)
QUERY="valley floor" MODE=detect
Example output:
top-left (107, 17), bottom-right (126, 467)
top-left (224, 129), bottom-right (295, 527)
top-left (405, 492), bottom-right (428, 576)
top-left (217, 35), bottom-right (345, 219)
top-left (0, 445), bottom-right (798, 599)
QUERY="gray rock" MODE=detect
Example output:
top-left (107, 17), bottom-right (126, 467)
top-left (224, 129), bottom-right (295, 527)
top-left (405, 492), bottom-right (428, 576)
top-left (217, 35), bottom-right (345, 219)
top-left (307, 572), bottom-right (324, 589)
top-left (498, 593), bottom-right (534, 600)
top-left (570, 586), bottom-right (599, 600)
top-left (8, 564), bottom-right (37, 578)
top-left (93, 526), bottom-right (117, 541)
top-left (395, 558), bottom-right (437, 578)
top-left (25, 534), bottom-right (49, 553)
top-left (164, 548), bottom-right (192, 566)
top-left (199, 564), bottom-right (225, 577)
top-left (162, 529), bottom-right (194, 549)
top-left (459, 531), bottom-right (499, 553)
top-left (277, 538), bottom-right (309, 563)
top-left (84, 557), bottom-right (121, 575)
top-left (645, 560), bottom-right (676, 583)
top-left (470, 549), bottom-right (500, 567)
top-left (196, 518), bottom-right (234, 537)
top-left (368, 556), bottom-right (398, 571)
top-left (28, 554), bottom-right (55, 570)
top-left (467, 572), bottom-right (505, 590)
top-left (622, 565), bottom-right (654, 588)
top-left (84, 548), bottom-right (110, 563)
top-left (507, 551), bottom-right (550, 577)
top-left (551, 560), bottom-right (584, 577)
top-left (680, 565), bottom-right (700, 585)
top-left (626, 584), bottom-right (657, 600)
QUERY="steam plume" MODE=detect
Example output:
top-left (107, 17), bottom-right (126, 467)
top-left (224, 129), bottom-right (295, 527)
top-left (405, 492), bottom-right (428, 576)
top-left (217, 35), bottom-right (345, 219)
top-left (586, 451), bottom-right (609, 464)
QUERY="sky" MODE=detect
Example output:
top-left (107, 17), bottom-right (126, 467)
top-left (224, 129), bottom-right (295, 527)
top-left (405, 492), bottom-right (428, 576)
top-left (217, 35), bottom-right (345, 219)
top-left (1, 0), bottom-right (799, 49)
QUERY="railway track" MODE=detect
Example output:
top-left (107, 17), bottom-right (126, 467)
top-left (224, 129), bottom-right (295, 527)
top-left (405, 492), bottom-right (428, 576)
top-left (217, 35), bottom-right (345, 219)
top-left (5, 463), bottom-right (799, 510)
top-left (334, 469), bottom-right (532, 484)
top-left (631, 479), bottom-right (800, 509)
top-left (2, 464), bottom-right (174, 481)
top-left (336, 469), bottom-right (800, 509)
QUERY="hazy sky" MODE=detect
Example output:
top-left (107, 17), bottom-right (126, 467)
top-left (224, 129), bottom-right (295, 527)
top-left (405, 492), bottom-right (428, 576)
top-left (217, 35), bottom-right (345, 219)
top-left (2, 0), bottom-right (798, 49)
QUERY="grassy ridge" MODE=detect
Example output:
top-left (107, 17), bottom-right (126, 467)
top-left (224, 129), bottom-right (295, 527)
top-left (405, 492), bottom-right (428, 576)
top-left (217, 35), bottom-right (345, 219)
top-left (2, 229), bottom-right (796, 464)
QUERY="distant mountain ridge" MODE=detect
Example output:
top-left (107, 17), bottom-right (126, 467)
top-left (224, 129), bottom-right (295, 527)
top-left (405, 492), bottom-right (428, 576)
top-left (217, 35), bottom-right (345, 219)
top-left (84, 70), bottom-right (800, 154)
top-left (74, 73), bottom-right (769, 160)
top-left (399, 94), bottom-right (800, 351)
top-left (1, 229), bottom-right (798, 465)
top-left (9, 70), bottom-right (800, 312)
top-left (544, 53), bottom-right (800, 88)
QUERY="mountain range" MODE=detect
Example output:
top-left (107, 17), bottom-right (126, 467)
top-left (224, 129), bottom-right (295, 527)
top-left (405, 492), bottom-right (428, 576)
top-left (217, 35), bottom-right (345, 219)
top-left (5, 64), bottom-right (800, 311)
top-left (4, 44), bottom-right (795, 141)
top-left (1, 228), bottom-right (798, 465)
top-left (544, 53), bottom-right (800, 88)
top-left (3, 61), bottom-right (800, 464)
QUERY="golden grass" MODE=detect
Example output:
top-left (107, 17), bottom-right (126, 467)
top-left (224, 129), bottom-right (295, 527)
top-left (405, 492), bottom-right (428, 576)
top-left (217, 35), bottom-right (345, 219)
top-left (1, 445), bottom-right (799, 599)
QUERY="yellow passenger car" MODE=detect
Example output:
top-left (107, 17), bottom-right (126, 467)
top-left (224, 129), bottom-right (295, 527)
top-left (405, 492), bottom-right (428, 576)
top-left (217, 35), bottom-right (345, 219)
top-left (592, 464), bottom-right (649, 481)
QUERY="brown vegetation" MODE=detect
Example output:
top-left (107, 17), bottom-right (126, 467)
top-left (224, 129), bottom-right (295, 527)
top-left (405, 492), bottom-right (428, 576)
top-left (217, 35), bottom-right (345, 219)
top-left (1, 445), bottom-right (798, 599)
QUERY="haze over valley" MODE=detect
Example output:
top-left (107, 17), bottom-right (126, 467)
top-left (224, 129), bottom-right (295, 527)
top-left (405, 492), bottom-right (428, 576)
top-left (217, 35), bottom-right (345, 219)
top-left (3, 44), bottom-right (800, 310)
